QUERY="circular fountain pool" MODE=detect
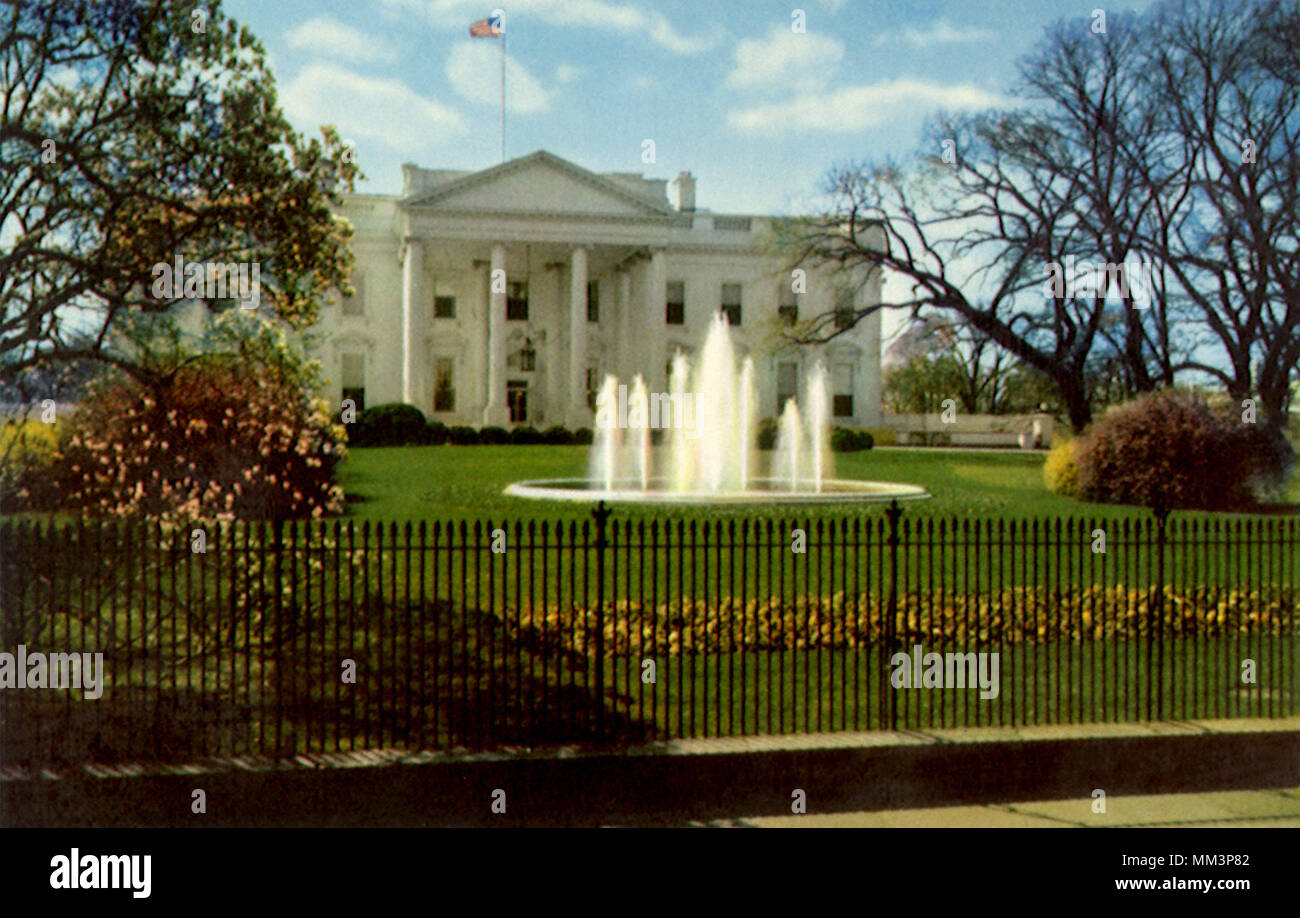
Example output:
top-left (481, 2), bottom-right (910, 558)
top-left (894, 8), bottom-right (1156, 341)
top-left (505, 477), bottom-right (930, 505)
top-left (504, 313), bottom-right (930, 508)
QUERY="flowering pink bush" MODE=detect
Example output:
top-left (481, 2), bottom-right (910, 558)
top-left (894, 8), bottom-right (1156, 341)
top-left (57, 360), bottom-right (346, 522)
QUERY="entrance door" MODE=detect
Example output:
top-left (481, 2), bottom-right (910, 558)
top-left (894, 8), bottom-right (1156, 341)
top-left (507, 380), bottom-right (527, 423)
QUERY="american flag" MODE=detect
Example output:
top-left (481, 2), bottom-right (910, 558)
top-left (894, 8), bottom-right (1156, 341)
top-left (469, 14), bottom-right (502, 38)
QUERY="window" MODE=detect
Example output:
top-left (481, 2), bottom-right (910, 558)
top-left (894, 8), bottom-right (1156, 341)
top-left (833, 363), bottom-right (853, 418)
top-left (586, 368), bottom-right (599, 411)
top-left (834, 287), bottom-right (855, 330)
top-left (507, 380), bottom-right (528, 423)
top-left (519, 341), bottom-right (536, 372)
top-left (507, 280), bottom-right (528, 320)
top-left (776, 362), bottom-right (798, 408)
top-left (434, 295), bottom-right (456, 318)
top-left (721, 283), bottom-right (742, 326)
top-left (587, 280), bottom-right (599, 323)
top-left (666, 281), bottom-right (685, 325)
top-left (342, 273), bottom-right (364, 316)
top-left (779, 283), bottom-right (799, 324)
top-left (433, 357), bottom-right (455, 412)
top-left (341, 352), bottom-right (365, 411)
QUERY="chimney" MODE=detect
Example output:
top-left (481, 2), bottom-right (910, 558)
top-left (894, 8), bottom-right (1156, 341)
top-left (671, 171), bottom-right (696, 212)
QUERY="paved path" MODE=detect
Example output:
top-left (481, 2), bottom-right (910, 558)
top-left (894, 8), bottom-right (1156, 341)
top-left (693, 787), bottom-right (1300, 827)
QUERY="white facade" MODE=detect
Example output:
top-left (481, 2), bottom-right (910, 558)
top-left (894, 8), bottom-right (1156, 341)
top-left (310, 151), bottom-right (883, 430)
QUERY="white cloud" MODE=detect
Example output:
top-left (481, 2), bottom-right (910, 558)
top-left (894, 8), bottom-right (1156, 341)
top-left (286, 15), bottom-right (396, 65)
top-left (727, 26), bottom-right (844, 93)
top-left (280, 63), bottom-right (466, 153)
top-left (875, 20), bottom-right (997, 48)
top-left (445, 41), bottom-right (553, 113)
top-left (555, 63), bottom-right (581, 84)
top-left (727, 78), bottom-right (1007, 134)
top-left (378, 0), bottom-right (716, 54)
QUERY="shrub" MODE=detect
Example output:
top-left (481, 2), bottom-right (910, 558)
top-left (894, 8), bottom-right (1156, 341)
top-left (0, 417), bottom-right (62, 512)
top-left (510, 425), bottom-right (543, 444)
top-left (348, 402), bottom-right (429, 447)
top-left (427, 421), bottom-right (449, 445)
top-left (478, 425), bottom-right (510, 445)
top-left (572, 427), bottom-right (594, 445)
top-left (830, 427), bottom-right (874, 452)
top-left (448, 425), bottom-right (478, 445)
top-left (541, 425), bottom-right (573, 445)
top-left (756, 417), bottom-right (779, 451)
top-left (56, 361), bottom-right (346, 521)
top-left (1043, 437), bottom-right (1080, 497)
top-left (1073, 389), bottom-right (1256, 510)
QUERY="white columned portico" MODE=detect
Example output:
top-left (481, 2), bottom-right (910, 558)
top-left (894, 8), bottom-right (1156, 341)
top-left (401, 237), bottom-right (422, 405)
top-left (483, 243), bottom-right (509, 426)
top-left (567, 246), bottom-right (588, 428)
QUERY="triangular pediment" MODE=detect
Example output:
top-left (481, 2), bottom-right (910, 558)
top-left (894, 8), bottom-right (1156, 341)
top-left (404, 151), bottom-right (673, 217)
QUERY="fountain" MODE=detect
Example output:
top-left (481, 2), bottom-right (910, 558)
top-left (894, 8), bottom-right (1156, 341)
top-left (506, 313), bottom-right (929, 505)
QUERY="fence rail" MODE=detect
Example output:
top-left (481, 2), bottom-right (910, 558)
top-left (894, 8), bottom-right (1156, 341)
top-left (1, 506), bottom-right (1296, 766)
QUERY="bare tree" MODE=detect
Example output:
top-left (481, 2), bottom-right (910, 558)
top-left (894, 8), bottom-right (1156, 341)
top-left (1137, 0), bottom-right (1300, 458)
top-left (785, 0), bottom-right (1299, 449)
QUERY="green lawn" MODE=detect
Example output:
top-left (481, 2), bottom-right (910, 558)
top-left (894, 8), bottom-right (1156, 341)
top-left (338, 444), bottom-right (1298, 523)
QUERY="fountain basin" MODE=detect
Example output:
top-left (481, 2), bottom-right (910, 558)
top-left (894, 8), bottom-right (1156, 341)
top-left (505, 477), bottom-right (931, 505)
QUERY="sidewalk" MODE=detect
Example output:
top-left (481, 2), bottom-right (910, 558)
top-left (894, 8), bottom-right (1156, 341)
top-left (5, 717), bottom-right (1297, 826)
top-left (695, 787), bottom-right (1300, 827)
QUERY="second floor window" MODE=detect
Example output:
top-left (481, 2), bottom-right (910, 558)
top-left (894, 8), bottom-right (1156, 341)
top-left (666, 281), bottom-right (685, 325)
top-left (342, 273), bottom-right (364, 316)
top-left (779, 284), bottom-right (799, 324)
top-left (587, 280), bottom-right (599, 322)
top-left (721, 283), bottom-right (742, 326)
top-left (507, 280), bottom-right (528, 320)
top-left (834, 287), bottom-right (855, 330)
top-left (434, 295), bottom-right (456, 318)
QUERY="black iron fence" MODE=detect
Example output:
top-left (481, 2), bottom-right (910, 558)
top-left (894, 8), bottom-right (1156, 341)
top-left (1, 506), bottom-right (1296, 766)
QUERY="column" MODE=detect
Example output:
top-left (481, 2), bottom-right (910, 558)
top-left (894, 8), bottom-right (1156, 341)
top-left (474, 259), bottom-right (489, 421)
top-left (401, 237), bottom-right (422, 405)
top-left (567, 246), bottom-right (588, 429)
top-left (617, 267), bottom-right (631, 379)
top-left (860, 275), bottom-right (883, 426)
top-left (483, 244), bottom-right (509, 426)
top-left (644, 250), bottom-right (666, 386)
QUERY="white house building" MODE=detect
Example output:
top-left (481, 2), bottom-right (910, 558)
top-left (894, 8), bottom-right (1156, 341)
top-left (310, 150), bottom-right (883, 430)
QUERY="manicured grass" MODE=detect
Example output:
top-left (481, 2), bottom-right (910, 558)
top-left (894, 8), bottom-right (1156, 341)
top-left (338, 444), bottom-right (1296, 523)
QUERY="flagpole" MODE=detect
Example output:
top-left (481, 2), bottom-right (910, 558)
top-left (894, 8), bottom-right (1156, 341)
top-left (499, 28), bottom-right (505, 163)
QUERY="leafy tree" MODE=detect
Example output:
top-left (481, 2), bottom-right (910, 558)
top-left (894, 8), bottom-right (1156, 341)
top-left (1, 0), bottom-right (359, 384)
top-left (55, 309), bottom-right (346, 522)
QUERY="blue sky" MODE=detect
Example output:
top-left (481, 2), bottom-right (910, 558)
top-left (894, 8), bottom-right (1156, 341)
top-left (227, 0), bottom-right (1160, 215)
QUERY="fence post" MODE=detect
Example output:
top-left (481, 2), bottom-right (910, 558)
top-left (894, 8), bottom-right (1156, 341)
top-left (885, 499), bottom-right (904, 731)
top-left (592, 500), bottom-right (612, 739)
top-left (272, 518), bottom-right (284, 757)
top-left (1151, 502), bottom-right (1170, 721)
